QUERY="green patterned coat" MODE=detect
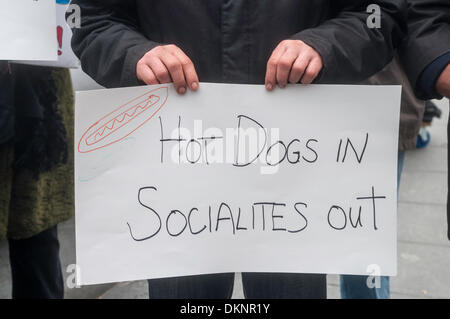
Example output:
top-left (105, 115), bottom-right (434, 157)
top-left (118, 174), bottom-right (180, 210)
top-left (0, 68), bottom-right (74, 241)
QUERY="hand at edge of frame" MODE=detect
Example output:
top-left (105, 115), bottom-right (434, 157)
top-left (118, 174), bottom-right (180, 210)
top-left (436, 63), bottom-right (450, 99)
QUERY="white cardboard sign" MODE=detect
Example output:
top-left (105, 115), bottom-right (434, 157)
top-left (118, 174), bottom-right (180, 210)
top-left (15, 1), bottom-right (79, 68)
top-left (0, 0), bottom-right (57, 61)
top-left (75, 84), bottom-right (401, 285)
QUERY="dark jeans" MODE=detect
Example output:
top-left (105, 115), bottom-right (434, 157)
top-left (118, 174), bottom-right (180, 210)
top-left (8, 226), bottom-right (64, 299)
top-left (148, 273), bottom-right (326, 299)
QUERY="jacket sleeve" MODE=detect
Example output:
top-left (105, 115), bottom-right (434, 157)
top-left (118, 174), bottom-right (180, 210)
top-left (399, 0), bottom-right (450, 99)
top-left (71, 0), bottom-right (160, 88)
top-left (292, 0), bottom-right (407, 84)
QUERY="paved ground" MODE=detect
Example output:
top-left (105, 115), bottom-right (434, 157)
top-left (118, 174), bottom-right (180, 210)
top-left (0, 70), bottom-right (448, 298)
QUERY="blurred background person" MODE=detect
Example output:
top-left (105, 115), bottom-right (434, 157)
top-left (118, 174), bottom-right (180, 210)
top-left (0, 61), bottom-right (74, 299)
top-left (398, 0), bottom-right (450, 240)
top-left (341, 0), bottom-right (450, 299)
top-left (416, 100), bottom-right (441, 149)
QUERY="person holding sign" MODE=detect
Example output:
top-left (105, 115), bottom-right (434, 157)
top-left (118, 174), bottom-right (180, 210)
top-left (71, 0), bottom-right (407, 298)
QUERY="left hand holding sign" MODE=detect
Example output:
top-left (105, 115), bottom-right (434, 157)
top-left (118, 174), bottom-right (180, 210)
top-left (265, 40), bottom-right (323, 90)
top-left (136, 44), bottom-right (199, 95)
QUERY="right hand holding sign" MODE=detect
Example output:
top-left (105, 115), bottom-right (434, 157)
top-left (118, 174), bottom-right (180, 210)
top-left (436, 63), bottom-right (450, 99)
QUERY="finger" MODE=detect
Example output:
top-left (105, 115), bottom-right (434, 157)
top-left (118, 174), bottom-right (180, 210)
top-left (300, 57), bottom-right (322, 85)
top-left (138, 64), bottom-right (160, 85)
top-left (265, 45), bottom-right (286, 91)
top-left (170, 47), bottom-right (199, 91)
top-left (288, 55), bottom-right (311, 84)
top-left (159, 53), bottom-right (187, 94)
top-left (276, 50), bottom-right (299, 88)
top-left (147, 57), bottom-right (172, 84)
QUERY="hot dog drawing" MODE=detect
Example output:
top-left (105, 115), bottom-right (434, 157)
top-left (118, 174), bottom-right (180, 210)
top-left (78, 87), bottom-right (168, 153)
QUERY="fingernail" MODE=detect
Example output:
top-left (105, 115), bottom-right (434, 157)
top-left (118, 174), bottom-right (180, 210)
top-left (280, 83), bottom-right (286, 88)
top-left (191, 82), bottom-right (199, 90)
top-left (178, 87), bottom-right (186, 94)
top-left (266, 83), bottom-right (273, 91)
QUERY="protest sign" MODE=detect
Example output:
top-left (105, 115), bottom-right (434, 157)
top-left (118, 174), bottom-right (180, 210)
top-left (0, 0), bottom-right (57, 61)
top-left (75, 84), bottom-right (401, 285)
top-left (15, 0), bottom-right (79, 68)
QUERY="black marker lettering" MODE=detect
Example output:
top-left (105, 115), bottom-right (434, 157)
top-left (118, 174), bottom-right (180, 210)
top-left (215, 203), bottom-right (236, 234)
top-left (236, 208), bottom-right (247, 231)
top-left (234, 115), bottom-right (268, 167)
top-left (265, 141), bottom-right (288, 166)
top-left (327, 205), bottom-right (347, 230)
top-left (349, 206), bottom-right (363, 228)
top-left (286, 139), bottom-right (301, 164)
top-left (127, 187), bottom-right (162, 241)
top-left (303, 139), bottom-right (319, 163)
top-left (188, 208), bottom-right (207, 235)
top-left (271, 203), bottom-right (287, 231)
top-left (289, 202), bottom-right (308, 233)
top-left (185, 139), bottom-right (202, 164)
top-left (166, 210), bottom-right (188, 237)
top-left (356, 186), bottom-right (386, 230)
top-left (159, 116), bottom-right (186, 164)
top-left (342, 133), bottom-right (369, 164)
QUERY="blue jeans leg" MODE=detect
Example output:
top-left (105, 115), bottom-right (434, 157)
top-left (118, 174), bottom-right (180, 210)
top-left (340, 151), bottom-right (406, 299)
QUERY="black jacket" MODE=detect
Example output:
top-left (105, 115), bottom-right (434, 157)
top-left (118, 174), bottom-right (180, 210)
top-left (399, 0), bottom-right (450, 240)
top-left (399, 0), bottom-right (450, 98)
top-left (71, 0), bottom-right (407, 88)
